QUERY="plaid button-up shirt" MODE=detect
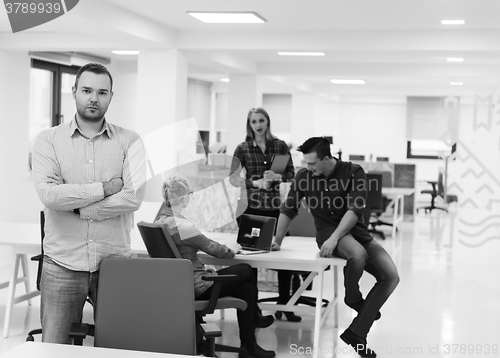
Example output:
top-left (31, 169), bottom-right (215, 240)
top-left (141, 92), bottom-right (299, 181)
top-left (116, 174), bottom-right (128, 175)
top-left (230, 138), bottom-right (295, 210)
top-left (32, 119), bottom-right (146, 272)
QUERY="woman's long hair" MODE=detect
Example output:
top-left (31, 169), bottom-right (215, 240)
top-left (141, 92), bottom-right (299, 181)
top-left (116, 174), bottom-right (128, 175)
top-left (245, 107), bottom-right (278, 142)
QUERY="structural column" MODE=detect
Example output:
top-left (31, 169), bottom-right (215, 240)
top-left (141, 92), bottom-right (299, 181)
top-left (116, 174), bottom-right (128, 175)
top-left (226, 75), bottom-right (260, 154)
top-left (137, 49), bottom-right (188, 136)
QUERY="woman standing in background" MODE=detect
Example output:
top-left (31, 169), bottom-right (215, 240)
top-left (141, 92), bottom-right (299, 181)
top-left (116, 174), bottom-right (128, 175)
top-left (229, 107), bottom-right (301, 322)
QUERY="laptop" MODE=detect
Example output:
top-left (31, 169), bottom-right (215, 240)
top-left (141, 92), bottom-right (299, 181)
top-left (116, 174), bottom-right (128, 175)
top-left (237, 214), bottom-right (276, 255)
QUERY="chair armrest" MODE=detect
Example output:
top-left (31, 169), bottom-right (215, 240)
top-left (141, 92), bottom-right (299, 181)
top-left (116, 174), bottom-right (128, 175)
top-left (199, 274), bottom-right (238, 314)
top-left (200, 323), bottom-right (221, 357)
top-left (200, 322), bottom-right (221, 339)
top-left (69, 323), bottom-right (95, 342)
top-left (30, 254), bottom-right (43, 262)
top-left (202, 274), bottom-right (238, 283)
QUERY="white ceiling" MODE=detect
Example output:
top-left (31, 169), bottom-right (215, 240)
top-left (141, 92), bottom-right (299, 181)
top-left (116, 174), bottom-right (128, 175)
top-left (2, 0), bottom-right (500, 97)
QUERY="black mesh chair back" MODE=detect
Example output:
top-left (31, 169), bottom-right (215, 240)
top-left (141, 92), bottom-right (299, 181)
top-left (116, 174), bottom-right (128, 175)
top-left (137, 221), bottom-right (181, 259)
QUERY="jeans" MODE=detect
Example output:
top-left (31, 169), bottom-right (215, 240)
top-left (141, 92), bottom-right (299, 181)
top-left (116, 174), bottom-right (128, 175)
top-left (197, 263), bottom-right (258, 346)
top-left (334, 234), bottom-right (399, 338)
top-left (40, 256), bottom-right (99, 344)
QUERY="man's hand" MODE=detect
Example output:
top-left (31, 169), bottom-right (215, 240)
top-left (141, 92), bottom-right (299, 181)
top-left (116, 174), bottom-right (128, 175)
top-left (271, 236), bottom-right (283, 251)
top-left (320, 237), bottom-right (339, 257)
top-left (103, 177), bottom-right (123, 197)
top-left (271, 241), bottom-right (281, 251)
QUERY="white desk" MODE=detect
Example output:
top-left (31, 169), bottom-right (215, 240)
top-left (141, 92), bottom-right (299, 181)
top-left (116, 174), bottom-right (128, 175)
top-left (382, 187), bottom-right (415, 238)
top-left (194, 232), bottom-right (346, 357)
top-left (1, 223), bottom-right (345, 358)
top-left (0, 342), bottom-right (194, 358)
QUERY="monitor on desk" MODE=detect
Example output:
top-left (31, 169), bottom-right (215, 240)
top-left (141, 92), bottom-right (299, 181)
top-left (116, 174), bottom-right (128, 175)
top-left (349, 154), bottom-right (365, 161)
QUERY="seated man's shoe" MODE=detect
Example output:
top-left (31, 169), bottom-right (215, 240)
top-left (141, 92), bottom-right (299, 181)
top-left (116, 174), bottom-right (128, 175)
top-left (275, 311), bottom-right (302, 322)
top-left (255, 314), bottom-right (274, 328)
top-left (340, 329), bottom-right (377, 358)
top-left (345, 299), bottom-right (381, 321)
top-left (239, 343), bottom-right (276, 358)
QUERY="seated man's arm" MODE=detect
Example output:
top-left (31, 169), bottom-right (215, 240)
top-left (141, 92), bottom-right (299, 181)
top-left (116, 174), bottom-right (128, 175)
top-left (320, 166), bottom-right (367, 257)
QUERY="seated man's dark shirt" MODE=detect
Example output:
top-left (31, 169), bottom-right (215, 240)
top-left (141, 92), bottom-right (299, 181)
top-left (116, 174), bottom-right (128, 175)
top-left (281, 160), bottom-right (373, 247)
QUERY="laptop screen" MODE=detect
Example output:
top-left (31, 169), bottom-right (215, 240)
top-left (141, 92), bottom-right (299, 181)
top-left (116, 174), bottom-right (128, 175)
top-left (237, 214), bottom-right (276, 250)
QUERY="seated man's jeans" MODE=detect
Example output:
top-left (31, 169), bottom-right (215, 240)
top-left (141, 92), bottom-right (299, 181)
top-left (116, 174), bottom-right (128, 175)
top-left (334, 235), bottom-right (400, 338)
top-left (40, 256), bottom-right (99, 344)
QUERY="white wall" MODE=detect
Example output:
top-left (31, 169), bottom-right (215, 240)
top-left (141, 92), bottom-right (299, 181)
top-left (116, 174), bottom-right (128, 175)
top-left (106, 61), bottom-right (139, 132)
top-left (263, 94), bottom-right (292, 142)
top-left (335, 96), bottom-right (407, 163)
top-left (187, 79), bottom-right (211, 130)
top-left (0, 51), bottom-right (40, 225)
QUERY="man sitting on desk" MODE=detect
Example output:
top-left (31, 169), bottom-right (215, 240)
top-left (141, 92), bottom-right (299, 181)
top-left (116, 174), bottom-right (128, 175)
top-left (271, 137), bottom-right (399, 358)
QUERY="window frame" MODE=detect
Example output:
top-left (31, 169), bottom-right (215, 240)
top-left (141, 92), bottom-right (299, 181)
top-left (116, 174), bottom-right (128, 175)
top-left (31, 59), bottom-right (80, 127)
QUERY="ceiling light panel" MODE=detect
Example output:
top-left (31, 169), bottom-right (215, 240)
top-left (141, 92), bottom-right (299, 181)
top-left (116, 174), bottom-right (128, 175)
top-left (188, 11), bottom-right (266, 23)
top-left (112, 50), bottom-right (140, 55)
top-left (441, 20), bottom-right (465, 25)
top-left (278, 52), bottom-right (325, 56)
top-left (331, 79), bottom-right (366, 84)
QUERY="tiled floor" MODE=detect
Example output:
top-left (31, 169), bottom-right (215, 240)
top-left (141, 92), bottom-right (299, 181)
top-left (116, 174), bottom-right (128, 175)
top-left (1, 206), bottom-right (499, 357)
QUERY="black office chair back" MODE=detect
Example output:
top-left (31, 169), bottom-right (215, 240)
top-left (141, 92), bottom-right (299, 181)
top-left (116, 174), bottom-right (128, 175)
top-left (437, 171), bottom-right (445, 196)
top-left (368, 170), bottom-right (393, 188)
top-left (35, 211), bottom-right (45, 291)
top-left (364, 173), bottom-right (384, 223)
top-left (137, 221), bottom-right (182, 259)
top-left (94, 258), bottom-right (196, 355)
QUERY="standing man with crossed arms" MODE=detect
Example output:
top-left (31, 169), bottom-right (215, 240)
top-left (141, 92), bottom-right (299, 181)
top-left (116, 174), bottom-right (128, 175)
top-left (32, 63), bottom-right (146, 343)
top-left (271, 137), bottom-right (399, 358)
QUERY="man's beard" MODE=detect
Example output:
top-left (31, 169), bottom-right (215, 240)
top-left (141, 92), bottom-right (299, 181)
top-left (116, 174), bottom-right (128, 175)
top-left (78, 106), bottom-right (104, 122)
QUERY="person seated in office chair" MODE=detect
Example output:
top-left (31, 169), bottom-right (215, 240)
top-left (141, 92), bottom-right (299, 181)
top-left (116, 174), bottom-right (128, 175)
top-left (271, 137), bottom-right (400, 358)
top-left (154, 174), bottom-right (276, 358)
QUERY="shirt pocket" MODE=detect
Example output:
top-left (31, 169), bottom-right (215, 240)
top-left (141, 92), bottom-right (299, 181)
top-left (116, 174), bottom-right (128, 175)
top-left (101, 153), bottom-right (124, 180)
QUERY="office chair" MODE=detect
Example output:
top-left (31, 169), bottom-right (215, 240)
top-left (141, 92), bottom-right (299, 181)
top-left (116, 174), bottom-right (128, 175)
top-left (364, 173), bottom-right (386, 239)
top-left (257, 203), bottom-right (329, 313)
top-left (70, 258), bottom-right (220, 356)
top-left (367, 170), bottom-right (394, 233)
top-left (136, 221), bottom-right (247, 356)
top-left (25, 211), bottom-right (45, 341)
top-left (417, 172), bottom-right (448, 214)
top-left (26, 211), bottom-right (93, 343)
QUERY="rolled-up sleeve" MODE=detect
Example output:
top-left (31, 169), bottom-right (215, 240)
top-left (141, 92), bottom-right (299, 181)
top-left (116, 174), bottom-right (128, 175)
top-left (229, 144), bottom-right (252, 189)
top-left (280, 169), bottom-right (307, 219)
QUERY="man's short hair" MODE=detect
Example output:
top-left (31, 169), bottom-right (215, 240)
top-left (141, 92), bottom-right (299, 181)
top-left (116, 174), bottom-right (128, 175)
top-left (297, 137), bottom-right (332, 160)
top-left (74, 63), bottom-right (113, 91)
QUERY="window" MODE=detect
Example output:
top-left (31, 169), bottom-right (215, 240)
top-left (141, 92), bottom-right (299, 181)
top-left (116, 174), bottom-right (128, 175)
top-left (28, 59), bottom-right (80, 171)
top-left (407, 140), bottom-right (456, 159)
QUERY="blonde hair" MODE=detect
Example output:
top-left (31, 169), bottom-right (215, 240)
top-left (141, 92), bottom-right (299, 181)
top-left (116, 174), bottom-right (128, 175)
top-left (162, 174), bottom-right (190, 207)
